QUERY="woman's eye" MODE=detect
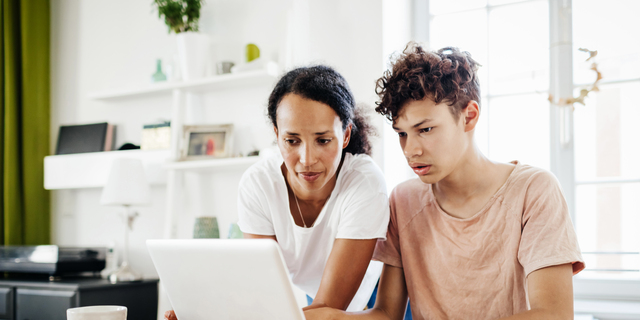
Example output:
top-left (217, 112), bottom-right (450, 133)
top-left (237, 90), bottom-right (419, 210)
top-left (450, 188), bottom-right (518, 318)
top-left (397, 132), bottom-right (407, 138)
top-left (420, 127), bottom-right (433, 133)
top-left (285, 139), bottom-right (299, 145)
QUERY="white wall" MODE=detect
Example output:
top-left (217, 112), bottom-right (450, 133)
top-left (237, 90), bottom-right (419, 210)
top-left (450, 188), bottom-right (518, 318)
top-left (50, 0), bottom-right (387, 317)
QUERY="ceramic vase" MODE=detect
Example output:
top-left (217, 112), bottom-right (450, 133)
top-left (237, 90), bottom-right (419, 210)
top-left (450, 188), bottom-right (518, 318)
top-left (193, 216), bottom-right (219, 239)
top-left (176, 32), bottom-right (210, 81)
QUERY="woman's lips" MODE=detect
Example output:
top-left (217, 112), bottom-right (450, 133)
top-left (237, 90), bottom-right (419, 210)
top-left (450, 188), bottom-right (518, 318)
top-left (412, 165), bottom-right (431, 175)
top-left (299, 172), bottom-right (321, 182)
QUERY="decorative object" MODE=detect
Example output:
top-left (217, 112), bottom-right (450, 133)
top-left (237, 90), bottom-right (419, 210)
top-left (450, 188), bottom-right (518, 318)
top-left (230, 58), bottom-right (278, 74)
top-left (154, 0), bottom-right (202, 33)
top-left (548, 48), bottom-right (602, 109)
top-left (100, 158), bottom-right (150, 283)
top-left (117, 143), bottom-right (141, 150)
top-left (246, 43), bottom-right (260, 62)
top-left (227, 223), bottom-right (243, 239)
top-left (216, 61), bottom-right (235, 74)
top-left (193, 216), bottom-right (220, 238)
top-left (67, 306), bottom-right (127, 320)
top-left (176, 32), bottom-right (210, 80)
top-left (154, 0), bottom-right (208, 81)
top-left (141, 121), bottom-right (171, 150)
top-left (181, 124), bottom-right (233, 160)
top-left (56, 122), bottom-right (115, 155)
top-left (151, 59), bottom-right (167, 82)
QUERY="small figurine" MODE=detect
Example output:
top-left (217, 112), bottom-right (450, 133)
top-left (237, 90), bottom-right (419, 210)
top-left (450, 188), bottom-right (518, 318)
top-left (151, 59), bottom-right (167, 82)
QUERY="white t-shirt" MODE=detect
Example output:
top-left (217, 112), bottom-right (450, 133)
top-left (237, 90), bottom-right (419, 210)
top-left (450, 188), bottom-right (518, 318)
top-left (237, 152), bottom-right (390, 311)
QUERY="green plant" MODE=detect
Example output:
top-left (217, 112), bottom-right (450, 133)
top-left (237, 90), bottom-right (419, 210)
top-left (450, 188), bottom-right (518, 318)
top-left (154, 0), bottom-right (203, 33)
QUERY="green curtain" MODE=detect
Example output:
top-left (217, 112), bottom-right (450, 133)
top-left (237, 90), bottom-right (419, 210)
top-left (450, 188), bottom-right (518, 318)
top-left (0, 0), bottom-right (50, 245)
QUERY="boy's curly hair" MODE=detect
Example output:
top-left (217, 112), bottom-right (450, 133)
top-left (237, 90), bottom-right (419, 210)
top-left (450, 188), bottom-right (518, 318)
top-left (375, 42), bottom-right (481, 121)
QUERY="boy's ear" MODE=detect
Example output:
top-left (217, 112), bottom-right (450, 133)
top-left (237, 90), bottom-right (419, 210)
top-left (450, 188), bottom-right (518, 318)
top-left (462, 100), bottom-right (480, 132)
top-left (273, 126), bottom-right (278, 136)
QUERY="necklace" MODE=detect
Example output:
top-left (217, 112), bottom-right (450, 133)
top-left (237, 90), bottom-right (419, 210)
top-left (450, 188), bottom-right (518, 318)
top-left (293, 192), bottom-right (308, 228)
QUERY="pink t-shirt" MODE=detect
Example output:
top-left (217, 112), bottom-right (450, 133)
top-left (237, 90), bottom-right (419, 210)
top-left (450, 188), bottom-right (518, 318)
top-left (373, 162), bottom-right (585, 320)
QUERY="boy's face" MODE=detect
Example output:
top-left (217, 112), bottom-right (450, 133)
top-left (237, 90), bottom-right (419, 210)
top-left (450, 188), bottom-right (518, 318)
top-left (392, 98), bottom-right (472, 185)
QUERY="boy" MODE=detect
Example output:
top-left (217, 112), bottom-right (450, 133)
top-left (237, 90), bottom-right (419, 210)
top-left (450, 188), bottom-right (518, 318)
top-left (306, 43), bottom-right (584, 320)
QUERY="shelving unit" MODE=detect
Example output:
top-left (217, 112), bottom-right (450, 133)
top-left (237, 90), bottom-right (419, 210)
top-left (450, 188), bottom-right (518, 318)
top-left (44, 149), bottom-right (172, 190)
top-left (88, 69), bottom-right (278, 101)
top-left (163, 156), bottom-right (260, 172)
top-left (74, 67), bottom-right (279, 239)
top-left (44, 150), bottom-right (261, 189)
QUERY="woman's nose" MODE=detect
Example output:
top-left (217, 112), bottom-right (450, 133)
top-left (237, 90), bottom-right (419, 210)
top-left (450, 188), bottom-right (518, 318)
top-left (299, 143), bottom-right (317, 166)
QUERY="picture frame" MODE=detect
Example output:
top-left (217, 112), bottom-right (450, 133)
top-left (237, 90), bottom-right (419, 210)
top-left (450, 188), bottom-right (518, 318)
top-left (181, 124), bottom-right (234, 160)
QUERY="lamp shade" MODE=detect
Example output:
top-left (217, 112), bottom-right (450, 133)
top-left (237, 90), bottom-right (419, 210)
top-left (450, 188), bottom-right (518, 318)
top-left (100, 158), bottom-right (150, 206)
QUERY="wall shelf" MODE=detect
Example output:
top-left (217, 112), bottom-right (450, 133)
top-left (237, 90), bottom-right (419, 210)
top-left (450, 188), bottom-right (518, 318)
top-left (88, 69), bottom-right (279, 101)
top-left (163, 156), bottom-right (260, 172)
top-left (44, 151), bottom-right (262, 189)
top-left (44, 149), bottom-right (172, 190)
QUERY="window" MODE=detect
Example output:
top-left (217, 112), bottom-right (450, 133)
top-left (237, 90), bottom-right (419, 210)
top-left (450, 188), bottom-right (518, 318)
top-left (384, 0), bottom-right (640, 296)
top-left (572, 0), bottom-right (640, 279)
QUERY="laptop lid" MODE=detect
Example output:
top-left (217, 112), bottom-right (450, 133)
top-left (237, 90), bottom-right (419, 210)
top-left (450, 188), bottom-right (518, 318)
top-left (147, 239), bottom-right (305, 320)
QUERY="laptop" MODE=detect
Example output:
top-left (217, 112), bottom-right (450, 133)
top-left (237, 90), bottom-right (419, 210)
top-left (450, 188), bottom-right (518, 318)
top-left (147, 239), bottom-right (306, 320)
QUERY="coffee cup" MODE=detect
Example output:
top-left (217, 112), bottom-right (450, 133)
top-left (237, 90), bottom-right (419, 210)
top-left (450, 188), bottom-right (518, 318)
top-left (67, 305), bottom-right (127, 320)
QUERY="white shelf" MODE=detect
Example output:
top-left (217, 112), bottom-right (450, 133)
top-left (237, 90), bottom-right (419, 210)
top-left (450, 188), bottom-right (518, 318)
top-left (89, 69), bottom-right (279, 101)
top-left (44, 149), bottom-right (172, 190)
top-left (163, 156), bottom-right (260, 172)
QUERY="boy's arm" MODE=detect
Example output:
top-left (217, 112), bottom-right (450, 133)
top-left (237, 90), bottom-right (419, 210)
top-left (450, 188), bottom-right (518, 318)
top-left (305, 263), bottom-right (409, 320)
top-left (499, 263), bottom-right (574, 320)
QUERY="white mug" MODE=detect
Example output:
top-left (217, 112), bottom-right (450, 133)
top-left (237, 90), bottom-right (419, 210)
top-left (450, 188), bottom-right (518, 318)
top-left (67, 306), bottom-right (127, 320)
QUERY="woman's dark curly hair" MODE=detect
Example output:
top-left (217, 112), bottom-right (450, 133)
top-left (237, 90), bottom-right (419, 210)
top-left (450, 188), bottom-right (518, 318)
top-left (375, 42), bottom-right (481, 121)
top-left (268, 65), bottom-right (374, 156)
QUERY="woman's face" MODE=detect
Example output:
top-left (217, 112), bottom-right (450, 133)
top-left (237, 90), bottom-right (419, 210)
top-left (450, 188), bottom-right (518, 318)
top-left (275, 93), bottom-right (351, 194)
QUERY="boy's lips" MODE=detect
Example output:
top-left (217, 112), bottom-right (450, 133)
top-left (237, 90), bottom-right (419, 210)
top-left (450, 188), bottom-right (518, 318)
top-left (299, 172), bottom-right (321, 182)
top-left (410, 163), bottom-right (431, 175)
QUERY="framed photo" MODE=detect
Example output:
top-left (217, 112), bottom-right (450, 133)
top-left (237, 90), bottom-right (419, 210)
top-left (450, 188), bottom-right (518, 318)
top-left (181, 124), bottom-right (233, 160)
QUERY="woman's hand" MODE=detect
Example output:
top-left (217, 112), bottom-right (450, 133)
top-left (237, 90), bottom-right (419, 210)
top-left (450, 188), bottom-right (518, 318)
top-left (304, 307), bottom-right (341, 320)
top-left (164, 310), bottom-right (178, 320)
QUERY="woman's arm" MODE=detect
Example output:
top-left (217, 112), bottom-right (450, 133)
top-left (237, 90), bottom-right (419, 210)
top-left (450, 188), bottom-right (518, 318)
top-left (304, 238), bottom-right (377, 312)
top-left (243, 232), bottom-right (277, 241)
top-left (305, 263), bottom-right (409, 320)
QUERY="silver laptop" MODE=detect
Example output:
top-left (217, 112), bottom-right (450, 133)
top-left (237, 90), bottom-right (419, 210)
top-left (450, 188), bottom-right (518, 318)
top-left (147, 239), bottom-right (306, 320)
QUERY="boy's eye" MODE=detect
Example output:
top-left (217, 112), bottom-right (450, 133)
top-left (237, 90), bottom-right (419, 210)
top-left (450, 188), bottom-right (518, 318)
top-left (397, 132), bottom-right (407, 138)
top-left (420, 127), bottom-right (433, 133)
top-left (318, 139), bottom-right (331, 144)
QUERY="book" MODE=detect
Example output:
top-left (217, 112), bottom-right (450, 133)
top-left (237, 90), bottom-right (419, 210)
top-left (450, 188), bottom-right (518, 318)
top-left (56, 122), bottom-right (115, 155)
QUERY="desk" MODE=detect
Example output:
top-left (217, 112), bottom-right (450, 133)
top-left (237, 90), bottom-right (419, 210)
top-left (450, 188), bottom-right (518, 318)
top-left (0, 277), bottom-right (158, 320)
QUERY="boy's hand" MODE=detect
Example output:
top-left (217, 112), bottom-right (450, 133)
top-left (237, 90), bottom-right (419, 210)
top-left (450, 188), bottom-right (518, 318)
top-left (164, 310), bottom-right (178, 320)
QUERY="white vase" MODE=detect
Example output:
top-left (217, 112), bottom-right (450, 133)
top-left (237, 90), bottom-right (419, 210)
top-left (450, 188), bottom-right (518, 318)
top-left (176, 32), bottom-right (210, 81)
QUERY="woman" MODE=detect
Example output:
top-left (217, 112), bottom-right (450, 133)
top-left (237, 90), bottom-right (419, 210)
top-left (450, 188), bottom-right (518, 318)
top-left (164, 65), bottom-right (388, 320)
top-left (238, 65), bottom-right (389, 314)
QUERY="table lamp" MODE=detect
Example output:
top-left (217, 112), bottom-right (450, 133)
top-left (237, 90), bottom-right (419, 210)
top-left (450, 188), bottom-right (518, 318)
top-left (100, 158), bottom-right (150, 283)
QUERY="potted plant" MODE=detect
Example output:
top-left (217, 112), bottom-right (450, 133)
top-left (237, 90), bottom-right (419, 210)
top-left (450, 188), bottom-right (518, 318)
top-left (155, 0), bottom-right (209, 80)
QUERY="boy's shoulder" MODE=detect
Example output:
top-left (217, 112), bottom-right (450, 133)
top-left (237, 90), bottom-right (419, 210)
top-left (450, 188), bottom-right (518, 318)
top-left (389, 178), bottom-right (432, 212)
top-left (508, 162), bottom-right (562, 193)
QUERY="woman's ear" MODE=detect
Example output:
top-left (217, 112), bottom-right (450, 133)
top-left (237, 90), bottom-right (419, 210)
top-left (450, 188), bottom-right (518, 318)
top-left (463, 100), bottom-right (480, 133)
top-left (342, 124), bottom-right (352, 149)
top-left (273, 126), bottom-right (278, 137)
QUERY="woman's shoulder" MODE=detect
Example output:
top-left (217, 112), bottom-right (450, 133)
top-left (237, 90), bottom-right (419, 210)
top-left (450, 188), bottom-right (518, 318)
top-left (239, 152), bottom-right (283, 188)
top-left (338, 153), bottom-right (387, 195)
